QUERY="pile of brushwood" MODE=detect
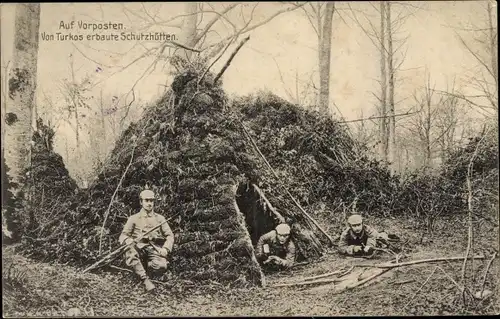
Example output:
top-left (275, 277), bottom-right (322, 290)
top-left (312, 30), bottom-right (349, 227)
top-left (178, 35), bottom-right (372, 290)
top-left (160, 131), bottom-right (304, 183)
top-left (393, 127), bottom-right (498, 223)
top-left (232, 90), bottom-right (400, 228)
top-left (3, 119), bottom-right (78, 243)
top-left (30, 119), bottom-right (79, 206)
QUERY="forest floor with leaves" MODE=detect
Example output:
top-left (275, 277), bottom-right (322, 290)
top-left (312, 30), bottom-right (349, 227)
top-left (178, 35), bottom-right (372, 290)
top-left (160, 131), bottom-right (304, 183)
top-left (3, 216), bottom-right (499, 317)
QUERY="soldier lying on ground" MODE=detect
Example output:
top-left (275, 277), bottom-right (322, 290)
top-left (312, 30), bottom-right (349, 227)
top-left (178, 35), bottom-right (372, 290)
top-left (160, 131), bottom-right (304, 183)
top-left (255, 223), bottom-right (296, 270)
top-left (119, 189), bottom-right (175, 292)
top-left (338, 214), bottom-right (391, 258)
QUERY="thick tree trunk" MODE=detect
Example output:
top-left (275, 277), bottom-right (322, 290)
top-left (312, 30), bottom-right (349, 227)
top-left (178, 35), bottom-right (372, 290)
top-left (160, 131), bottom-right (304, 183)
top-left (318, 2), bottom-right (335, 116)
top-left (3, 3), bottom-right (41, 240)
top-left (385, 2), bottom-right (396, 174)
top-left (379, 1), bottom-right (388, 161)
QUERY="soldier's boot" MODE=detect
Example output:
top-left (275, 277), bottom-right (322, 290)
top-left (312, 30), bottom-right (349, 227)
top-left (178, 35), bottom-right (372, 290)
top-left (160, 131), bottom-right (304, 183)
top-left (131, 262), bottom-right (155, 291)
top-left (143, 278), bottom-right (156, 292)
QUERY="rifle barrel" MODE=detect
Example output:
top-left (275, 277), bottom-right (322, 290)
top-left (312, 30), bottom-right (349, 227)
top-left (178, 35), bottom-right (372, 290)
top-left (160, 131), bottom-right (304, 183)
top-left (82, 213), bottom-right (178, 274)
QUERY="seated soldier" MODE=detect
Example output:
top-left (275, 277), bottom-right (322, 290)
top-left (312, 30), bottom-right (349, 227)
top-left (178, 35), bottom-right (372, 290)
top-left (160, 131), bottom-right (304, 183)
top-left (255, 223), bottom-right (296, 270)
top-left (119, 189), bottom-right (174, 292)
top-left (338, 214), bottom-right (383, 258)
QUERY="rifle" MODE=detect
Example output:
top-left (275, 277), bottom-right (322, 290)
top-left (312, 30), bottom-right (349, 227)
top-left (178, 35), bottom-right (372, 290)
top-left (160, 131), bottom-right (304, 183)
top-left (82, 212), bottom-right (179, 274)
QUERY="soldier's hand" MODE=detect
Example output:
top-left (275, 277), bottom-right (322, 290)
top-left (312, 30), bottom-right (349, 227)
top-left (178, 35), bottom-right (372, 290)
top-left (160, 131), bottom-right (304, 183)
top-left (159, 247), bottom-right (170, 257)
top-left (274, 258), bottom-right (284, 266)
top-left (364, 246), bottom-right (375, 255)
top-left (265, 256), bottom-right (278, 264)
top-left (353, 246), bottom-right (362, 253)
top-left (124, 238), bottom-right (134, 246)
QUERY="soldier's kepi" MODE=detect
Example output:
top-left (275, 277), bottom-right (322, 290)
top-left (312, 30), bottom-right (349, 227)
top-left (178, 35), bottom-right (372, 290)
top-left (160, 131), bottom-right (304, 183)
top-left (119, 189), bottom-right (175, 292)
top-left (338, 214), bottom-right (385, 257)
top-left (255, 223), bottom-right (297, 270)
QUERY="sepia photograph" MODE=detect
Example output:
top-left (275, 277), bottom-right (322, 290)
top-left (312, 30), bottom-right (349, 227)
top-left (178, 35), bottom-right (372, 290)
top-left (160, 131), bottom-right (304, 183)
top-left (1, 1), bottom-right (498, 316)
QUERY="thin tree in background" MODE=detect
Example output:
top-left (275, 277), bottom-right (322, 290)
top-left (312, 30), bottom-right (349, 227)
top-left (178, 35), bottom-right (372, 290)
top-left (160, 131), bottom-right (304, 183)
top-left (3, 3), bottom-right (41, 240)
top-left (379, 1), bottom-right (388, 161)
top-left (318, 2), bottom-right (336, 116)
top-left (386, 2), bottom-right (397, 173)
top-left (346, 2), bottom-right (417, 168)
top-left (298, 2), bottom-right (336, 116)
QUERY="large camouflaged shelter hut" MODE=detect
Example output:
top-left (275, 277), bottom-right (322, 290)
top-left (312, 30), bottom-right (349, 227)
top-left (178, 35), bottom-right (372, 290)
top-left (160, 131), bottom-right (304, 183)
top-left (22, 63), bottom-right (367, 288)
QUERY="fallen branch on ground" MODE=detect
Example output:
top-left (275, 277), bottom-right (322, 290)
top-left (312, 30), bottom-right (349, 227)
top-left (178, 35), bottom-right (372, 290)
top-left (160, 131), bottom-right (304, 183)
top-left (391, 279), bottom-right (415, 285)
top-left (301, 266), bottom-right (354, 282)
top-left (271, 276), bottom-right (343, 288)
top-left (344, 268), bottom-right (391, 291)
top-left (270, 266), bottom-right (355, 288)
top-left (362, 255), bottom-right (485, 269)
top-left (271, 255), bottom-right (486, 289)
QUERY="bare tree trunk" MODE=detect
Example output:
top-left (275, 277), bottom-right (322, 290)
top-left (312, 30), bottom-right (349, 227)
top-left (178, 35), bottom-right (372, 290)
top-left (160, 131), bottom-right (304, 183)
top-left (99, 89), bottom-right (107, 162)
top-left (487, 1), bottom-right (498, 112)
top-left (425, 89), bottom-right (432, 168)
top-left (69, 54), bottom-right (80, 150)
top-left (318, 2), bottom-right (335, 116)
top-left (64, 137), bottom-right (70, 163)
top-left (3, 3), bottom-right (41, 239)
top-left (178, 2), bottom-right (199, 60)
top-left (1, 61), bottom-right (9, 150)
top-left (379, 1), bottom-right (388, 161)
top-left (386, 2), bottom-right (396, 173)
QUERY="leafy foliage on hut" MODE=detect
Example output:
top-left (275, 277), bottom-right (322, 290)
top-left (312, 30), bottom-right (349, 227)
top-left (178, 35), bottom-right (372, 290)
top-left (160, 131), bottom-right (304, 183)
top-left (20, 64), bottom-right (401, 287)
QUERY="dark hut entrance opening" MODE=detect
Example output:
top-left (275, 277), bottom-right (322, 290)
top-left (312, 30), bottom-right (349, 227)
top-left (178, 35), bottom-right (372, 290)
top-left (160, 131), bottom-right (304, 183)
top-left (236, 183), bottom-right (277, 245)
top-left (235, 182), bottom-right (306, 263)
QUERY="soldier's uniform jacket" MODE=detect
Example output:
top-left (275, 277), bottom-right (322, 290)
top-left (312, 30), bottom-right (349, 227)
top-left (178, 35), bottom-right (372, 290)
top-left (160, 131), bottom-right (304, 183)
top-left (119, 209), bottom-right (174, 251)
top-left (338, 224), bottom-right (379, 256)
top-left (255, 230), bottom-right (296, 267)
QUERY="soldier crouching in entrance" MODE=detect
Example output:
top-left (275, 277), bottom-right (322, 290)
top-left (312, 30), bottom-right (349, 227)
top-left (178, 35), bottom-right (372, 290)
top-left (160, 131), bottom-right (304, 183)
top-left (338, 214), bottom-right (385, 258)
top-left (255, 223), bottom-right (296, 270)
top-left (119, 189), bottom-right (174, 292)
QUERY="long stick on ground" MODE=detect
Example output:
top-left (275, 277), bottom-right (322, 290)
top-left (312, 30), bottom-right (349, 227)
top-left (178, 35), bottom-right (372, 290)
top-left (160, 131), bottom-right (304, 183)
top-left (252, 184), bottom-right (286, 223)
top-left (214, 35), bottom-right (250, 84)
top-left (364, 255), bottom-right (485, 269)
top-left (301, 266), bottom-right (354, 282)
top-left (344, 268), bottom-right (391, 291)
top-left (272, 277), bottom-right (342, 288)
top-left (240, 121), bottom-right (335, 245)
top-left (272, 255), bottom-right (486, 289)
